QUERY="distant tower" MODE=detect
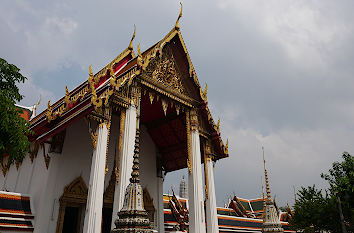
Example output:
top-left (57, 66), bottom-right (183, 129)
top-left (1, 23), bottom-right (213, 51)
top-left (262, 147), bottom-right (284, 233)
top-left (179, 175), bottom-right (188, 198)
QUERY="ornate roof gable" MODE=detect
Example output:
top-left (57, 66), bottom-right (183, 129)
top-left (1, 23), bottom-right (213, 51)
top-left (144, 46), bottom-right (185, 96)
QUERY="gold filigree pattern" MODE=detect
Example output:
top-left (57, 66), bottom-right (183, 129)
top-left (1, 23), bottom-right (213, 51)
top-left (44, 153), bottom-right (50, 169)
top-left (116, 109), bottom-right (126, 182)
top-left (204, 141), bottom-right (209, 199)
top-left (29, 143), bottom-right (39, 163)
top-left (161, 99), bottom-right (168, 116)
top-left (190, 109), bottom-right (198, 131)
top-left (186, 111), bottom-right (192, 174)
top-left (145, 47), bottom-right (185, 95)
top-left (56, 176), bottom-right (88, 233)
top-left (104, 107), bottom-right (112, 174)
top-left (148, 91), bottom-right (155, 104)
top-left (200, 83), bottom-right (207, 102)
top-left (90, 131), bottom-right (98, 149)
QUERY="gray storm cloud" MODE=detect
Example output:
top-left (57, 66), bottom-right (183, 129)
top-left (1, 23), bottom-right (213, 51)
top-left (1, 0), bottom-right (354, 206)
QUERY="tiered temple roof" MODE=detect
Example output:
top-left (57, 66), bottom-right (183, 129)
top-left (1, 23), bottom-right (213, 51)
top-left (28, 8), bottom-right (229, 173)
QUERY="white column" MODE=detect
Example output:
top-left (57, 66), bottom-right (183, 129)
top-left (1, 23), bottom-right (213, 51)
top-left (157, 176), bottom-right (165, 233)
top-left (205, 158), bottom-right (219, 233)
top-left (111, 105), bottom-right (137, 229)
top-left (83, 122), bottom-right (108, 233)
top-left (188, 129), bottom-right (206, 233)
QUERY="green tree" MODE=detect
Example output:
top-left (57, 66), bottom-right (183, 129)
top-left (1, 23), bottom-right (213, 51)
top-left (291, 153), bottom-right (354, 233)
top-left (321, 152), bottom-right (354, 232)
top-left (0, 57), bottom-right (31, 166)
top-left (291, 185), bottom-right (338, 232)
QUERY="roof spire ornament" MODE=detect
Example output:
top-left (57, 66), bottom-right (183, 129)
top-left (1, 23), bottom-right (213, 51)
top-left (89, 65), bottom-right (93, 77)
top-left (128, 24), bottom-right (136, 51)
top-left (175, 2), bottom-right (183, 30)
top-left (137, 44), bottom-right (143, 67)
top-left (216, 118), bottom-right (220, 132)
top-left (261, 146), bottom-right (284, 233)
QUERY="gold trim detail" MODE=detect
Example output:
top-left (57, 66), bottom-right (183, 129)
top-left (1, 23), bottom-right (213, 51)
top-left (225, 138), bottom-right (229, 154)
top-left (200, 83), bottom-right (207, 102)
top-left (186, 111), bottom-right (192, 174)
top-left (175, 2), bottom-right (183, 30)
top-left (161, 99), bottom-right (168, 116)
top-left (91, 131), bottom-right (98, 150)
top-left (56, 176), bottom-right (88, 233)
top-left (104, 107), bottom-right (112, 174)
top-left (128, 25), bottom-right (136, 51)
top-left (204, 140), bottom-right (212, 199)
top-left (175, 104), bottom-right (180, 115)
top-left (216, 118), bottom-right (220, 133)
top-left (145, 47), bottom-right (185, 95)
top-left (190, 109), bottom-right (198, 131)
top-left (42, 144), bottom-right (51, 170)
top-left (104, 168), bottom-right (116, 205)
top-left (149, 91), bottom-right (155, 104)
top-left (116, 109), bottom-right (126, 182)
top-left (204, 141), bottom-right (209, 199)
top-left (29, 143), bottom-right (39, 163)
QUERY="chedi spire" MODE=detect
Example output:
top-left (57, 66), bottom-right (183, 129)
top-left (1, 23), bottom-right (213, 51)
top-left (111, 129), bottom-right (153, 233)
top-left (262, 147), bottom-right (284, 233)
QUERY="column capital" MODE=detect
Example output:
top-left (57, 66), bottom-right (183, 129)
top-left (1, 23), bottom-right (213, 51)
top-left (190, 109), bottom-right (198, 131)
top-left (130, 84), bottom-right (141, 107)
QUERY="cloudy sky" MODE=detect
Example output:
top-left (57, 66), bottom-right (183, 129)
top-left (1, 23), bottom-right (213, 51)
top-left (2, 0), bottom-right (354, 207)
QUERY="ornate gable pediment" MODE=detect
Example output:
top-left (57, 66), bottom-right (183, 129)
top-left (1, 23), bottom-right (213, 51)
top-left (144, 47), bottom-right (186, 95)
top-left (61, 176), bottom-right (88, 202)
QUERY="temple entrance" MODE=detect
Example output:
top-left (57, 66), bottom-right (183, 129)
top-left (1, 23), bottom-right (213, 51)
top-left (102, 207), bottom-right (113, 233)
top-left (62, 206), bottom-right (83, 233)
top-left (56, 174), bottom-right (116, 233)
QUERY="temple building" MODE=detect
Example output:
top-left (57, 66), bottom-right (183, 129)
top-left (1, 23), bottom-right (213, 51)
top-left (0, 7), bottom-right (229, 233)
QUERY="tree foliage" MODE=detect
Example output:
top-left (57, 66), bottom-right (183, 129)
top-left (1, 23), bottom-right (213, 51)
top-left (0, 57), bottom-right (30, 165)
top-left (291, 153), bottom-right (354, 233)
top-left (322, 152), bottom-right (354, 232)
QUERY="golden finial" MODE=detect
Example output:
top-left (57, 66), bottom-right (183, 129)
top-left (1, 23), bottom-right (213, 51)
top-left (175, 2), bottom-right (183, 30)
top-left (46, 100), bottom-right (53, 122)
top-left (36, 95), bottom-right (41, 107)
top-left (65, 86), bottom-right (71, 105)
top-left (33, 95), bottom-right (42, 115)
top-left (89, 65), bottom-right (93, 77)
top-left (88, 65), bottom-right (95, 89)
top-left (226, 138), bottom-right (228, 149)
top-left (203, 83), bottom-right (208, 101)
top-left (128, 24), bottom-right (136, 51)
top-left (137, 44), bottom-right (143, 66)
top-left (137, 44), bottom-right (142, 57)
top-left (216, 118), bottom-right (220, 131)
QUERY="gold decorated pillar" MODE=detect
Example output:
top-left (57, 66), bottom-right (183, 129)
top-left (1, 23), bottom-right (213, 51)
top-left (83, 108), bottom-right (111, 233)
top-left (204, 140), bottom-right (219, 233)
top-left (187, 109), bottom-right (206, 233)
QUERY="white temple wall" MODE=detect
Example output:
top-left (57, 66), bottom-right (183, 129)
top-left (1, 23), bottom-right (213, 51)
top-left (34, 151), bottom-right (60, 233)
top-left (3, 163), bottom-right (17, 191)
top-left (51, 119), bottom-right (93, 191)
top-left (27, 146), bottom-right (48, 215)
top-left (139, 126), bottom-right (160, 229)
top-left (14, 155), bottom-right (33, 193)
top-left (44, 118), bottom-right (93, 232)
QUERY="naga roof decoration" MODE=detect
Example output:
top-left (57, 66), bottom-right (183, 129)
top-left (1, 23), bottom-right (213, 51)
top-left (29, 5), bottom-right (228, 161)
